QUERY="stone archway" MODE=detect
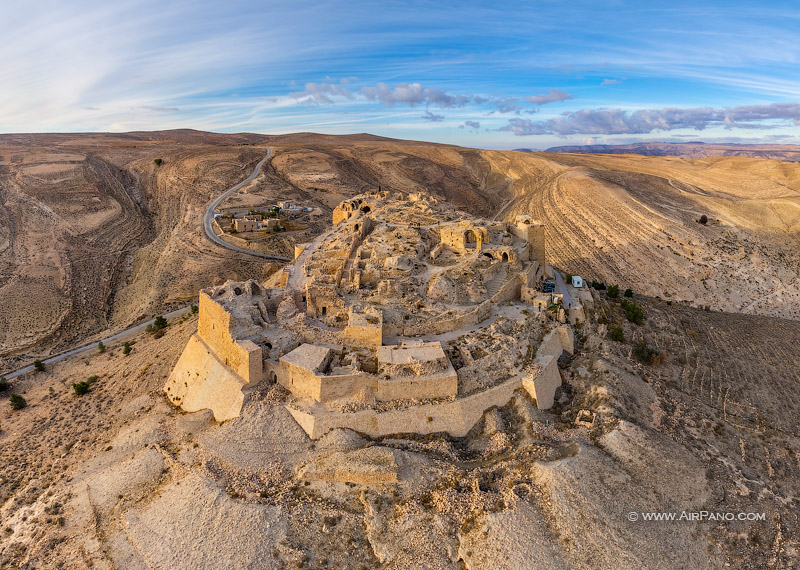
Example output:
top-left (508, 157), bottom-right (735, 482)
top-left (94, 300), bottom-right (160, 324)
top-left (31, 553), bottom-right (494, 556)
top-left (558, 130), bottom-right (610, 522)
top-left (464, 229), bottom-right (477, 250)
top-left (502, 251), bottom-right (509, 262)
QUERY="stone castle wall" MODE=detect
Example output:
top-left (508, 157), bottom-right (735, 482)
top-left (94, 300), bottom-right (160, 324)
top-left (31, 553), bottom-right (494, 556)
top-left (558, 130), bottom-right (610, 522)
top-left (197, 292), bottom-right (263, 383)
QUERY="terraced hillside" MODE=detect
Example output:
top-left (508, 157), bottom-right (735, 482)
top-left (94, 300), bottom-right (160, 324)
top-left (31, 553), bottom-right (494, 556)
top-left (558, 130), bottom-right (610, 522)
top-left (491, 152), bottom-right (800, 320)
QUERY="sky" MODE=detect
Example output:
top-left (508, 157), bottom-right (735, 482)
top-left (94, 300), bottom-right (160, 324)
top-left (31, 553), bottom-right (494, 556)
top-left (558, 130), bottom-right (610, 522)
top-left (2, 0), bottom-right (800, 148)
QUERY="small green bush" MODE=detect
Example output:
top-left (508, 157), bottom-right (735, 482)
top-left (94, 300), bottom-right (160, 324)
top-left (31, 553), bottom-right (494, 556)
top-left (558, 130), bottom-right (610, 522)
top-left (146, 315), bottom-right (168, 335)
top-left (624, 288), bottom-right (634, 298)
top-left (9, 394), bottom-right (26, 410)
top-left (0, 377), bottom-right (9, 391)
top-left (122, 342), bottom-right (132, 355)
top-left (72, 382), bottom-right (90, 396)
top-left (591, 280), bottom-right (606, 290)
top-left (607, 285), bottom-right (620, 298)
top-left (633, 340), bottom-right (662, 365)
top-left (33, 359), bottom-right (45, 372)
top-left (190, 304), bottom-right (199, 314)
top-left (622, 300), bottom-right (644, 325)
top-left (97, 341), bottom-right (106, 353)
top-left (610, 326), bottom-right (625, 342)
top-left (154, 158), bottom-right (163, 166)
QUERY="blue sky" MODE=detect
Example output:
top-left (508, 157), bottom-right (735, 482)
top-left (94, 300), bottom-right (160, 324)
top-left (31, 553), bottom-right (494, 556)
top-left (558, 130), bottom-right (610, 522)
top-left (2, 0), bottom-right (799, 148)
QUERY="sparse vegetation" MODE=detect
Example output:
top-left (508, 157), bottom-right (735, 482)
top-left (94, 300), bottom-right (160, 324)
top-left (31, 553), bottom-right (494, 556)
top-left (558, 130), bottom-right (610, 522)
top-left (72, 382), bottom-right (90, 396)
top-left (610, 326), bottom-right (625, 342)
top-left (624, 288), bottom-right (634, 298)
top-left (9, 394), bottom-right (27, 410)
top-left (146, 315), bottom-right (168, 338)
top-left (621, 299), bottom-right (644, 325)
top-left (607, 284), bottom-right (620, 298)
top-left (97, 341), bottom-right (106, 353)
top-left (191, 304), bottom-right (199, 314)
top-left (633, 340), bottom-right (664, 365)
top-left (154, 158), bottom-right (163, 166)
top-left (591, 280), bottom-right (606, 290)
top-left (0, 377), bottom-right (9, 391)
top-left (33, 359), bottom-right (45, 372)
top-left (698, 214), bottom-right (708, 224)
top-left (123, 342), bottom-right (132, 355)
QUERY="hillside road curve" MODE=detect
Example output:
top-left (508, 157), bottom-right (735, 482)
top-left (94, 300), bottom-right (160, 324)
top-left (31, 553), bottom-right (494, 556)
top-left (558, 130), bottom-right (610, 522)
top-left (202, 147), bottom-right (291, 262)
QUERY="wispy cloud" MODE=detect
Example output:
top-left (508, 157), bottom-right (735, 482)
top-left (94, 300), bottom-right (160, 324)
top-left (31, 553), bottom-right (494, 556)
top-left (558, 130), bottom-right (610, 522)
top-left (525, 90), bottom-right (573, 105)
top-left (498, 102), bottom-right (800, 136)
top-left (421, 110), bottom-right (445, 121)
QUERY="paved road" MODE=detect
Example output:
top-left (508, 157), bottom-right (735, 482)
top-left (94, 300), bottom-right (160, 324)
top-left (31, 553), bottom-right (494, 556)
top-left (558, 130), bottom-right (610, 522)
top-left (554, 270), bottom-right (574, 309)
top-left (2, 305), bottom-right (193, 380)
top-left (202, 147), bottom-right (290, 262)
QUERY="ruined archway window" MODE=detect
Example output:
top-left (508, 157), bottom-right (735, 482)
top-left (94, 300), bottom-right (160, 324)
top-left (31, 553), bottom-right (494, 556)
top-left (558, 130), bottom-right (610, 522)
top-left (360, 205), bottom-right (371, 213)
top-left (322, 306), bottom-right (327, 316)
top-left (502, 252), bottom-right (509, 262)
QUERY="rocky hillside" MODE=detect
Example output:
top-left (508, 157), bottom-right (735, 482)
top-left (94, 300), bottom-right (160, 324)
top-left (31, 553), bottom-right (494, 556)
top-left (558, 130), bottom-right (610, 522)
top-left (1, 290), bottom-right (798, 569)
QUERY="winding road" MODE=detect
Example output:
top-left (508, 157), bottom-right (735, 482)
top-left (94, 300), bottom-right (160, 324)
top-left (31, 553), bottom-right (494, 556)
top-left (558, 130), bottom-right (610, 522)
top-left (203, 147), bottom-right (290, 262)
top-left (2, 148), bottom-right (292, 381)
top-left (2, 305), bottom-right (193, 380)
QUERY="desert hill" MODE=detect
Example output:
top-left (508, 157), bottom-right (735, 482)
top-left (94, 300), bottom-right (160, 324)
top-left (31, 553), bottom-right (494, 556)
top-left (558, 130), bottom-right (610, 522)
top-left (545, 141), bottom-right (800, 162)
top-left (2, 131), bottom-right (799, 366)
top-left (1, 282), bottom-right (798, 568)
top-left (1, 132), bottom-right (799, 568)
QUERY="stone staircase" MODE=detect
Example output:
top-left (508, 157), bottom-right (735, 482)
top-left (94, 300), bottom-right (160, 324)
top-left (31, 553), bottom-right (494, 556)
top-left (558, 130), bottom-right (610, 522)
top-left (485, 265), bottom-right (508, 298)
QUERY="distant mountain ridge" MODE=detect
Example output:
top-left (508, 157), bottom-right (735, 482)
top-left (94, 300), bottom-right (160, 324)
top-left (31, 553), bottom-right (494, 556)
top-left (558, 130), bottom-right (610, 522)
top-left (544, 141), bottom-right (800, 162)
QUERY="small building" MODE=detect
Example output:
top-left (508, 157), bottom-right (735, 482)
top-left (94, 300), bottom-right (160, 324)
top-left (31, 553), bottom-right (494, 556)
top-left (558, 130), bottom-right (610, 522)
top-left (571, 275), bottom-right (583, 288)
top-left (234, 219), bottom-right (259, 232)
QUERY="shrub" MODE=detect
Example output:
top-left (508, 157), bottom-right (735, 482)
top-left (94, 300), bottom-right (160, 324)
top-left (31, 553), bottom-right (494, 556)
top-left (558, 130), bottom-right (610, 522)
top-left (622, 300), bottom-right (644, 325)
top-left (698, 214), bottom-right (707, 225)
top-left (72, 382), bottom-right (90, 396)
top-left (122, 342), bottom-right (132, 356)
top-left (154, 158), bottom-right (163, 166)
top-left (9, 394), bottom-right (26, 410)
top-left (33, 359), bottom-right (45, 372)
top-left (0, 377), bottom-right (8, 391)
top-left (97, 341), bottom-right (106, 353)
top-left (610, 327), bottom-right (625, 342)
top-left (633, 340), bottom-right (663, 365)
top-left (146, 315), bottom-right (168, 335)
top-left (607, 285), bottom-right (620, 298)
top-left (591, 281), bottom-right (606, 290)
top-left (624, 288), bottom-right (633, 298)
top-left (191, 304), bottom-right (199, 314)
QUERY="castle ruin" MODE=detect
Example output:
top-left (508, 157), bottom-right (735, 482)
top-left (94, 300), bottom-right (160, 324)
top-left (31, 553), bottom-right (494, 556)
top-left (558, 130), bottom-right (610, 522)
top-left (165, 191), bottom-right (576, 438)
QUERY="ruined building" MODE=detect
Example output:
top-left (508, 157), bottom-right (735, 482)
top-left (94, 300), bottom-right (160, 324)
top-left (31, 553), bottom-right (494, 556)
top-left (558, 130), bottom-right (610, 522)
top-left (165, 192), bottom-right (577, 438)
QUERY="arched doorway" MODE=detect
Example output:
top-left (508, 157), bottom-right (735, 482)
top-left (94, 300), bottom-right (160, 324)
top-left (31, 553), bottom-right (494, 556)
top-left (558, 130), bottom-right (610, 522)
top-left (502, 252), bottom-right (509, 262)
top-left (464, 229), bottom-right (477, 250)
